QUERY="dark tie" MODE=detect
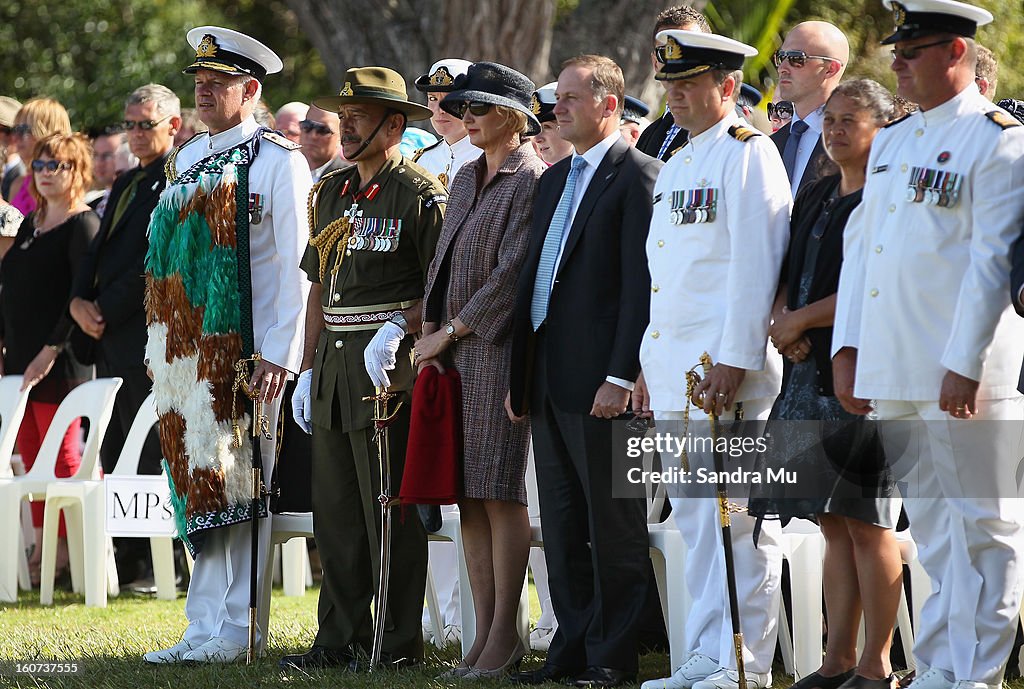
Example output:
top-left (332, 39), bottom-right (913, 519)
top-left (782, 119), bottom-right (810, 183)
top-left (108, 170), bottom-right (146, 234)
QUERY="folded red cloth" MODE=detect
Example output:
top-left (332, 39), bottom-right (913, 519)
top-left (400, 365), bottom-right (463, 505)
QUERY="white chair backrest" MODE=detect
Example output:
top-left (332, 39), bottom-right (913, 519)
top-left (23, 377), bottom-right (122, 481)
top-left (0, 375), bottom-right (30, 478)
top-left (110, 393), bottom-right (159, 476)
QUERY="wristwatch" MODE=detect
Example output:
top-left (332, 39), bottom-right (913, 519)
top-left (444, 321), bottom-right (459, 342)
top-left (390, 313), bottom-right (408, 335)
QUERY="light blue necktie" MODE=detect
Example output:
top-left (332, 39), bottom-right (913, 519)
top-left (531, 155), bottom-right (588, 330)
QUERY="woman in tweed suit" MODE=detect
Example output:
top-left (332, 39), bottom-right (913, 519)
top-left (415, 62), bottom-right (545, 679)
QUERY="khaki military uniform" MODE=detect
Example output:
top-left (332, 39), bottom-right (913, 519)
top-left (300, 150), bottom-right (445, 658)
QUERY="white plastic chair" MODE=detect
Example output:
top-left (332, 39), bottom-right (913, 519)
top-left (776, 520), bottom-right (826, 680)
top-left (105, 393), bottom-right (177, 601)
top-left (643, 440), bottom-right (692, 672)
top-left (258, 512), bottom-right (314, 652)
top-left (30, 378), bottom-right (123, 607)
top-left (0, 376), bottom-right (32, 600)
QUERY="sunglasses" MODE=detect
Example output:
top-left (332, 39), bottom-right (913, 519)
top-left (299, 119), bottom-right (334, 136)
top-left (12, 124), bottom-right (32, 137)
top-left (890, 39), bottom-right (955, 61)
top-left (122, 114), bottom-right (172, 131)
top-left (767, 102), bottom-right (794, 119)
top-left (772, 49), bottom-right (841, 69)
top-left (31, 159), bottom-right (73, 173)
top-left (456, 101), bottom-right (493, 118)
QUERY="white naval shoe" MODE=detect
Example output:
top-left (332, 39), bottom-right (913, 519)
top-left (182, 636), bottom-right (248, 663)
top-left (143, 639), bottom-right (196, 664)
top-left (906, 669), bottom-right (955, 689)
top-left (641, 653), bottom-right (720, 689)
top-left (691, 667), bottom-right (772, 689)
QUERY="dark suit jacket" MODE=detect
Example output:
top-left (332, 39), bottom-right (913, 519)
top-left (780, 174), bottom-right (862, 397)
top-left (771, 120), bottom-right (831, 194)
top-left (1010, 219), bottom-right (1024, 393)
top-left (71, 153), bottom-right (168, 370)
top-left (636, 111), bottom-right (688, 162)
top-left (509, 138), bottom-right (662, 415)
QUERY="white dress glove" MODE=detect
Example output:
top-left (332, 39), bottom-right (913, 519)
top-left (363, 321), bottom-right (405, 389)
top-left (291, 369), bottom-right (313, 434)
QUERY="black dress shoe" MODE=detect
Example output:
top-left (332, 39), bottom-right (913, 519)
top-left (279, 645), bottom-right (354, 671)
top-left (573, 666), bottom-right (637, 687)
top-left (789, 669), bottom-right (857, 689)
top-left (511, 663), bottom-right (581, 685)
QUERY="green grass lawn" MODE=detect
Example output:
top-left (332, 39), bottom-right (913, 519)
top-left (0, 583), bottom-right (682, 689)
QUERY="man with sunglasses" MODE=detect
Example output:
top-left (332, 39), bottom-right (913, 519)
top-left (771, 21), bottom-right (848, 194)
top-left (636, 5), bottom-right (711, 162)
top-left (299, 104), bottom-right (345, 181)
top-left (833, 4), bottom-right (1024, 689)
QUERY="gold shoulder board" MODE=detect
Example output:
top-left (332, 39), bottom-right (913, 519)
top-left (262, 130), bottom-right (302, 150)
top-left (727, 125), bottom-right (760, 142)
top-left (986, 110), bottom-right (1021, 130)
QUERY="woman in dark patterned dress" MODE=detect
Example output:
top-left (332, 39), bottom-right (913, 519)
top-left (752, 80), bottom-right (905, 689)
top-left (415, 62), bottom-right (545, 679)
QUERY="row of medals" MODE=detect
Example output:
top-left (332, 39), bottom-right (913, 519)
top-left (670, 188), bottom-right (718, 225)
top-left (906, 167), bottom-right (962, 208)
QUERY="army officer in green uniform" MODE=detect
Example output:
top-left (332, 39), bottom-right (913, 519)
top-left (282, 67), bottom-right (446, 671)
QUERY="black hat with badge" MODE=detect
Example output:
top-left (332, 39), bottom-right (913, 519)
top-left (880, 0), bottom-right (993, 45)
top-left (440, 62), bottom-right (541, 136)
top-left (655, 30), bottom-right (758, 81)
top-left (183, 26), bottom-right (282, 82)
top-left (530, 82), bottom-right (558, 124)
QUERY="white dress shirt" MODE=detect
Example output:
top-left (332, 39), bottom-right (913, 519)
top-left (833, 84), bottom-right (1024, 401)
top-left (789, 105), bottom-right (824, 195)
top-left (173, 116), bottom-right (312, 372)
top-left (642, 111), bottom-right (792, 411)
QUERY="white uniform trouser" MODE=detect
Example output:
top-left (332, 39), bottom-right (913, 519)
top-left (422, 504), bottom-right (462, 629)
top-left (183, 398), bottom-right (280, 648)
top-left (876, 397), bottom-right (1024, 689)
top-left (656, 397), bottom-right (782, 674)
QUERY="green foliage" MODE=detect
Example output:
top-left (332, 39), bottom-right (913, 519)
top-left (0, 0), bottom-right (326, 131)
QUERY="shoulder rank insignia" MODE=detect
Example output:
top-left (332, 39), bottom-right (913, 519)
top-left (412, 138), bottom-right (444, 163)
top-left (883, 113), bottom-right (912, 129)
top-left (985, 110), bottom-right (1021, 130)
top-left (262, 130), bottom-right (302, 150)
top-left (727, 125), bottom-right (759, 142)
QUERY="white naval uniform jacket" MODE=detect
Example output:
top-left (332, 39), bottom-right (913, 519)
top-left (641, 111), bottom-right (792, 411)
top-left (833, 84), bottom-right (1024, 401)
top-left (414, 134), bottom-right (481, 188)
top-left (172, 115), bottom-right (312, 373)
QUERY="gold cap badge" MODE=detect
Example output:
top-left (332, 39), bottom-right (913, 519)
top-left (429, 66), bottom-right (454, 87)
top-left (340, 82), bottom-right (354, 96)
top-left (892, 2), bottom-right (907, 27)
top-left (531, 94), bottom-right (542, 115)
top-left (661, 36), bottom-right (684, 61)
top-left (196, 34), bottom-right (219, 58)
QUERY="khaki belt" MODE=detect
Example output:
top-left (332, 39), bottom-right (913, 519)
top-left (323, 300), bottom-right (417, 332)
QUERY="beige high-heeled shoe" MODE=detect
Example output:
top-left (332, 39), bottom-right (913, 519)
top-left (460, 638), bottom-right (527, 681)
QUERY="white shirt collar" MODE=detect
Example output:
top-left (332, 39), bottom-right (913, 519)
top-left (792, 104), bottom-right (825, 134)
top-left (919, 81), bottom-right (981, 126)
top-left (449, 135), bottom-right (474, 156)
top-left (687, 110), bottom-right (741, 150)
top-left (206, 115), bottom-right (260, 153)
top-left (572, 130), bottom-right (622, 170)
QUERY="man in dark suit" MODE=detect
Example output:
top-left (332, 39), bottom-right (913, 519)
top-left (70, 84), bottom-right (180, 477)
top-left (636, 5), bottom-right (711, 161)
top-left (506, 55), bottom-right (661, 689)
top-left (770, 21), bottom-right (848, 194)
